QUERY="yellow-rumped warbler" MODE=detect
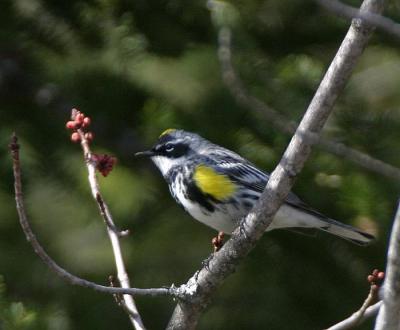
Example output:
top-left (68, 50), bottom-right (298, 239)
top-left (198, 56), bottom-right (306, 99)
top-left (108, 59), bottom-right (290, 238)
top-left (136, 129), bottom-right (374, 245)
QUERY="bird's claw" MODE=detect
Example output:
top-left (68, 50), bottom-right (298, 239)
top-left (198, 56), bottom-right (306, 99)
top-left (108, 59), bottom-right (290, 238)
top-left (211, 231), bottom-right (225, 252)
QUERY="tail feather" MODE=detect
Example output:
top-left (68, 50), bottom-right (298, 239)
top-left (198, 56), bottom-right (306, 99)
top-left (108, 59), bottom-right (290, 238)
top-left (273, 205), bottom-right (375, 245)
top-left (319, 218), bottom-right (374, 246)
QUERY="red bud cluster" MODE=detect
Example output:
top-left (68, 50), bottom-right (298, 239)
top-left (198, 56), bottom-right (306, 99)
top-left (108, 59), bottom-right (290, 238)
top-left (67, 109), bottom-right (116, 177)
top-left (367, 269), bottom-right (385, 288)
top-left (92, 154), bottom-right (117, 177)
top-left (65, 108), bottom-right (93, 143)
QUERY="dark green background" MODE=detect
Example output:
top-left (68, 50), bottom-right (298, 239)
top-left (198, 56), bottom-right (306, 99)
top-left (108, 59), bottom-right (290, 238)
top-left (1, 0), bottom-right (400, 329)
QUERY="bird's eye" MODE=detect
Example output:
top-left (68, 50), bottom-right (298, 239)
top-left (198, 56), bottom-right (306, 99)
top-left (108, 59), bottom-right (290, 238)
top-left (165, 143), bottom-right (174, 152)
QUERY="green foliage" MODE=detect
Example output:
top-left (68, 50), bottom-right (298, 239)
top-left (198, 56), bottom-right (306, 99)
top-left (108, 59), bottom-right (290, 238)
top-left (0, 276), bottom-right (37, 330)
top-left (1, 0), bottom-right (399, 328)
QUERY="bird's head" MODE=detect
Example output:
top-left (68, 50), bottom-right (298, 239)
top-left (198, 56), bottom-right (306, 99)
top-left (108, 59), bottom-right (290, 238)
top-left (135, 129), bottom-right (206, 177)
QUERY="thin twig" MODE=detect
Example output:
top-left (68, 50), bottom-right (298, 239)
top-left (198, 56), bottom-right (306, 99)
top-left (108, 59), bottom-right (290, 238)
top-left (316, 0), bottom-right (400, 39)
top-left (9, 133), bottom-right (172, 298)
top-left (327, 301), bottom-right (382, 330)
top-left (96, 193), bottom-right (130, 237)
top-left (167, 1), bottom-right (384, 328)
top-left (375, 200), bottom-right (400, 330)
top-left (109, 275), bottom-right (141, 320)
top-left (217, 26), bottom-right (400, 182)
top-left (327, 269), bottom-right (383, 330)
top-left (71, 109), bottom-right (144, 329)
top-left (354, 287), bottom-right (379, 324)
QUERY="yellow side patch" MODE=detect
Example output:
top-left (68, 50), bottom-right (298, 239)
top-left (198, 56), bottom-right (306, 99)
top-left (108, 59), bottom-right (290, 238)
top-left (193, 164), bottom-right (236, 200)
top-left (159, 128), bottom-right (176, 137)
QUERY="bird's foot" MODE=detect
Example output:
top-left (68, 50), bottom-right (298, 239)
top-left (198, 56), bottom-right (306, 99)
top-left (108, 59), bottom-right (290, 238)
top-left (212, 231), bottom-right (225, 252)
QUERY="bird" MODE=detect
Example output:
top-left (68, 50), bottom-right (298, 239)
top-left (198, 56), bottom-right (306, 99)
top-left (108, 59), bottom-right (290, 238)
top-left (135, 129), bottom-right (374, 246)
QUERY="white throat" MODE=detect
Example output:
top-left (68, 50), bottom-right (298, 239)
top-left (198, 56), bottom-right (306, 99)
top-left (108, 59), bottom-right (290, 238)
top-left (151, 156), bottom-right (182, 177)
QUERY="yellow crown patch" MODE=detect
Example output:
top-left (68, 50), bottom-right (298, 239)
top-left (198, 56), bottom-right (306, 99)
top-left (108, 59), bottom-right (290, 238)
top-left (159, 128), bottom-right (176, 138)
top-left (193, 165), bottom-right (236, 200)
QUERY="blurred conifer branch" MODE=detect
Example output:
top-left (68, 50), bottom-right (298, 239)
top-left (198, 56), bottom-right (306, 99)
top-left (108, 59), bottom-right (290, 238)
top-left (167, 0), bottom-right (384, 328)
top-left (215, 14), bottom-right (400, 182)
top-left (13, 0), bottom-right (78, 51)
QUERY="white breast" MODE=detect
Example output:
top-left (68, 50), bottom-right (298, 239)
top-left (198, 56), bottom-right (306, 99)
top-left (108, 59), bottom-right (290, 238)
top-left (170, 172), bottom-right (238, 234)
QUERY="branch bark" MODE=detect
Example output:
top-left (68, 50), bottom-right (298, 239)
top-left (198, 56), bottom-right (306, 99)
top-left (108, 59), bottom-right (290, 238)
top-left (167, 0), bottom-right (384, 328)
top-left (375, 200), bottom-right (400, 330)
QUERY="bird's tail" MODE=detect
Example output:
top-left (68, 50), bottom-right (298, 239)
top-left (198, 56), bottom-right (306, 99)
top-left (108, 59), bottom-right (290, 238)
top-left (318, 218), bottom-right (374, 246)
top-left (272, 204), bottom-right (375, 245)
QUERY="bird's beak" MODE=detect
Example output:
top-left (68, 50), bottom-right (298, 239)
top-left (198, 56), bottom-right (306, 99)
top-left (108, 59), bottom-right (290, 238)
top-left (135, 150), bottom-right (155, 157)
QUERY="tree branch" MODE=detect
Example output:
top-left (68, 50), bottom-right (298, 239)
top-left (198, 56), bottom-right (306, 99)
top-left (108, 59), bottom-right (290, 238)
top-left (217, 24), bottom-right (400, 182)
top-left (327, 301), bottom-right (381, 330)
top-left (9, 133), bottom-right (172, 299)
top-left (167, 0), bottom-right (384, 328)
top-left (375, 200), bottom-right (400, 330)
top-left (327, 268), bottom-right (384, 330)
top-left (316, 0), bottom-right (400, 39)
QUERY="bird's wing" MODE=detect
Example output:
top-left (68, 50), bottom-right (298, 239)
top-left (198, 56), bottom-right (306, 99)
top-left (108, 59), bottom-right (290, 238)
top-left (204, 150), bottom-right (329, 220)
top-left (203, 149), bottom-right (268, 194)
